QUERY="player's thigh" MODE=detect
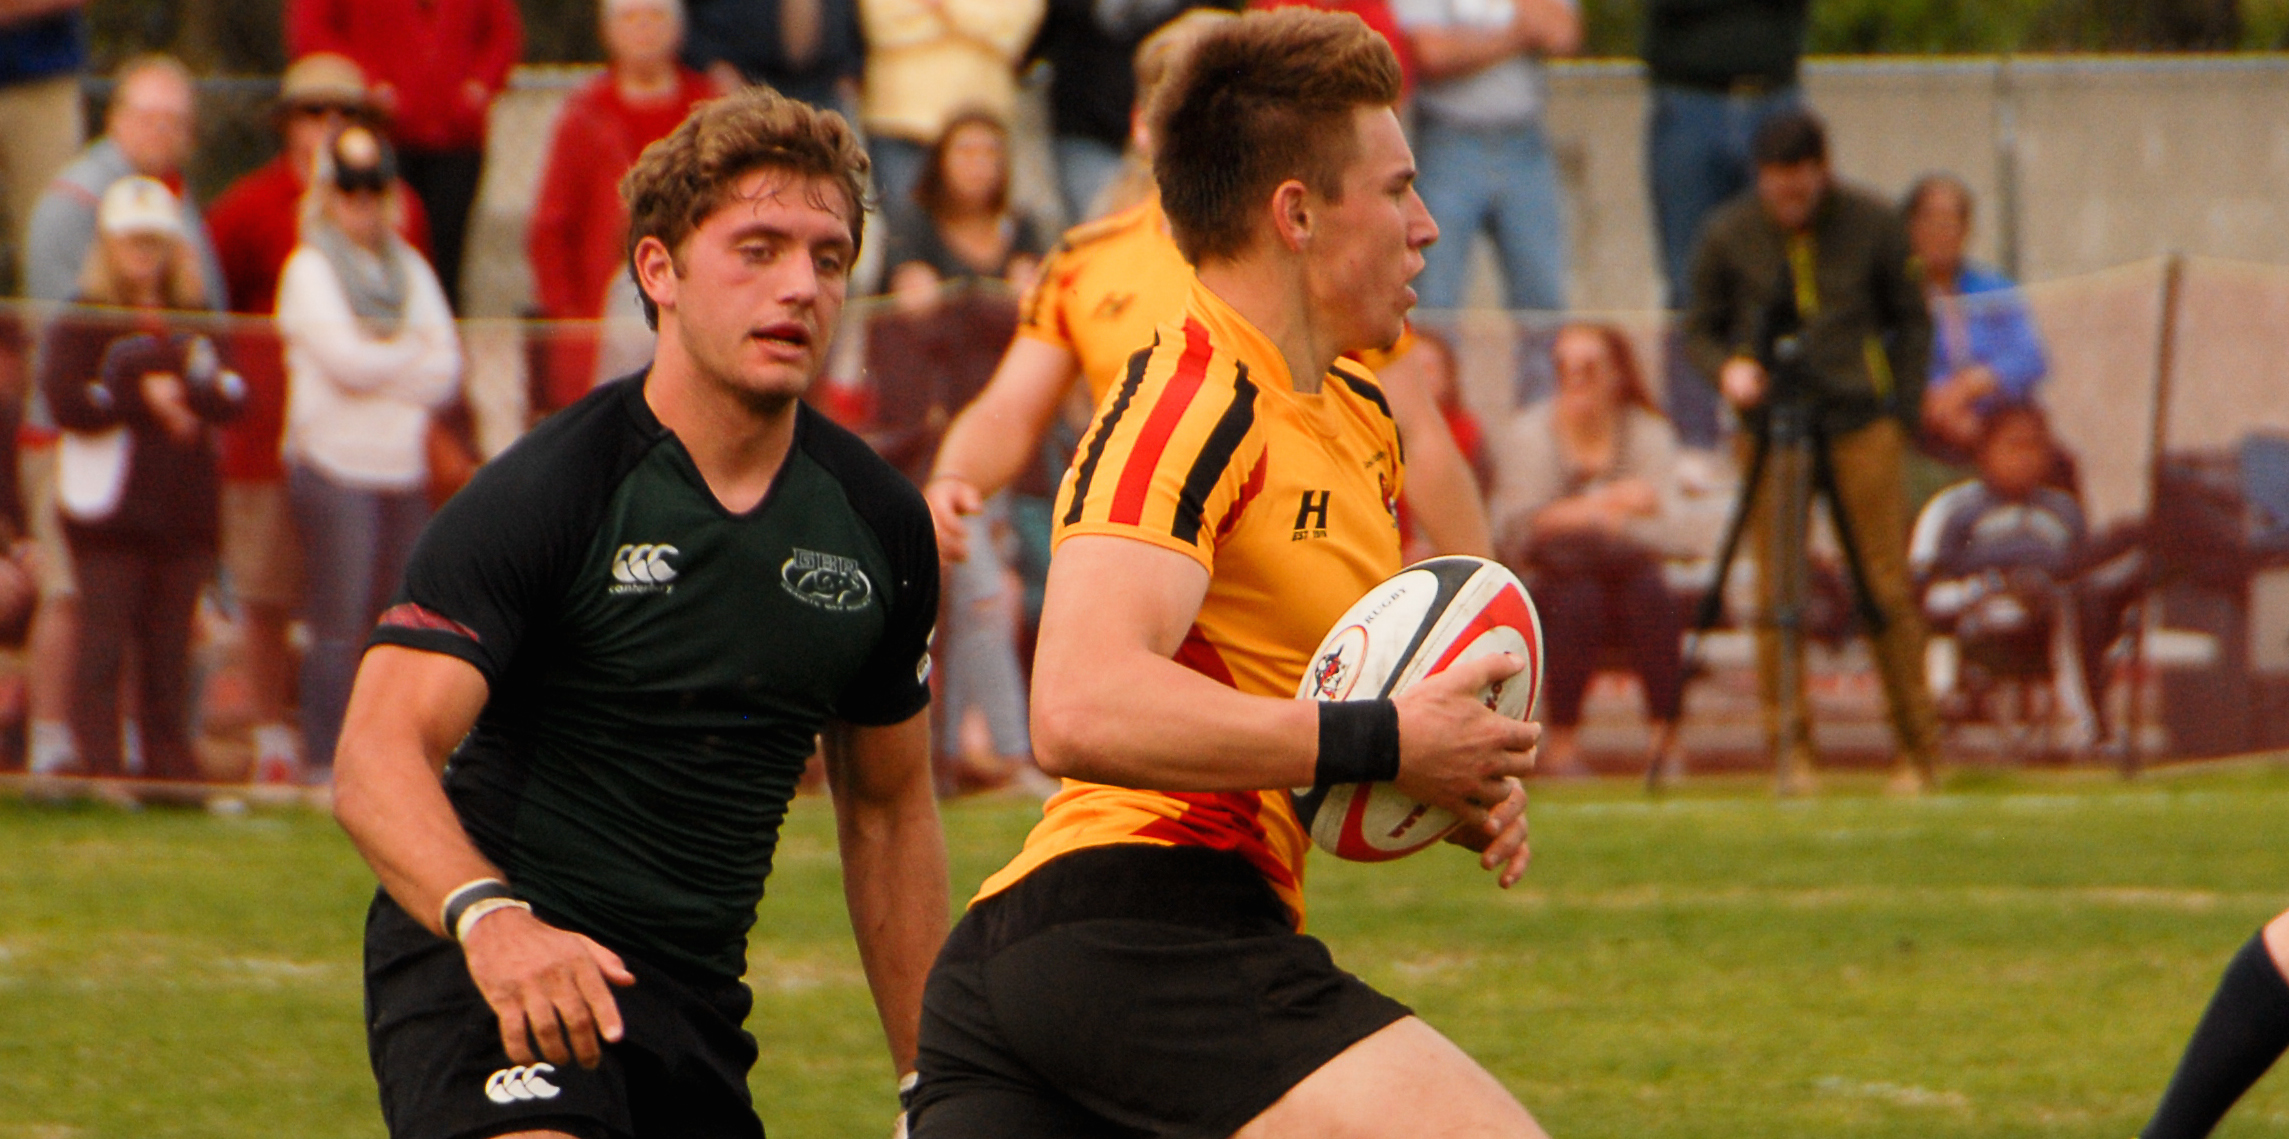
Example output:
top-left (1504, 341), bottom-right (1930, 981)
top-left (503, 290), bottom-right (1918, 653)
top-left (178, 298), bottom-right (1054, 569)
top-left (1232, 1016), bottom-right (1546, 1139)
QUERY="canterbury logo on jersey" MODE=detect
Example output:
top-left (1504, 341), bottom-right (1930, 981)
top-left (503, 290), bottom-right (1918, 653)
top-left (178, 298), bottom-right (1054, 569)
top-left (484, 1063), bottom-right (561, 1104)
top-left (608, 543), bottom-right (679, 595)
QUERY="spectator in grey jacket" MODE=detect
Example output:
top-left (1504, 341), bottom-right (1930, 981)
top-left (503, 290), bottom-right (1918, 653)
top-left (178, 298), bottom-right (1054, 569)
top-left (25, 54), bottom-right (223, 305)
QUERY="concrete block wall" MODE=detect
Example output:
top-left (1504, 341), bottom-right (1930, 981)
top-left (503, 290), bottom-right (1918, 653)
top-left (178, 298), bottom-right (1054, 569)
top-left (463, 56), bottom-right (2289, 318)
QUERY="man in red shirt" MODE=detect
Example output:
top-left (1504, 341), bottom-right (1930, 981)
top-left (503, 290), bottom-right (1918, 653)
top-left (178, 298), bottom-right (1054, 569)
top-left (204, 52), bottom-right (430, 783)
top-left (528, 0), bottom-right (719, 413)
top-left (287, 0), bottom-right (521, 310)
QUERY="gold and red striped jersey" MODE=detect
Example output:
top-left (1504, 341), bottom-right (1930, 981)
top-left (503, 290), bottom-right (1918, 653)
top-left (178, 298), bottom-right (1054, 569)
top-left (973, 279), bottom-right (1407, 924)
top-left (1015, 196), bottom-right (1197, 406)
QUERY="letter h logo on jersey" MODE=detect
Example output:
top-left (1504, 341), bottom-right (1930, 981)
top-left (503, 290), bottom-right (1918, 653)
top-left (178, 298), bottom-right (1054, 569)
top-left (1292, 490), bottom-right (1331, 542)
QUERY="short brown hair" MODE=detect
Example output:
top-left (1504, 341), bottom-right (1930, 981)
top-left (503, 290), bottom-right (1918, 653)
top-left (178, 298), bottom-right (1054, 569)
top-left (620, 87), bottom-right (871, 326)
top-left (1153, 8), bottom-right (1402, 265)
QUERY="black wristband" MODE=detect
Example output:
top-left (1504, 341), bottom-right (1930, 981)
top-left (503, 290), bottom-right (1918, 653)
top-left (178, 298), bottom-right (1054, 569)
top-left (1315, 700), bottom-right (1401, 786)
top-left (440, 878), bottom-right (515, 941)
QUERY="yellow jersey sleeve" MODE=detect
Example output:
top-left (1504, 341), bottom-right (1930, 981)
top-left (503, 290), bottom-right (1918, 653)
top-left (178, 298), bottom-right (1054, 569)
top-left (1052, 316), bottom-right (1269, 573)
top-left (1014, 240), bottom-right (1078, 354)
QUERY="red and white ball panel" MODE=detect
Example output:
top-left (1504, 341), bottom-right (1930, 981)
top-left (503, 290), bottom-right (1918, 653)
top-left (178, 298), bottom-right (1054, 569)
top-left (1291, 556), bottom-right (1545, 862)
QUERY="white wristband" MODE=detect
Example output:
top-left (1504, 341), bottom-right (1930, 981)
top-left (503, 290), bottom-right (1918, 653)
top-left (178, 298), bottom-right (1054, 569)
top-left (454, 897), bottom-right (532, 942)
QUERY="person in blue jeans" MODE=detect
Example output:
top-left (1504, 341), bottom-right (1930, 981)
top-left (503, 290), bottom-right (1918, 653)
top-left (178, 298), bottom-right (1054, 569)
top-left (1392, 0), bottom-right (1579, 315)
top-left (1641, 0), bottom-right (1808, 447)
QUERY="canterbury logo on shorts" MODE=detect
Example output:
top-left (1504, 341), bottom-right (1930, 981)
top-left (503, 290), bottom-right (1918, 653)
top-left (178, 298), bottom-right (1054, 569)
top-left (484, 1063), bottom-right (562, 1103)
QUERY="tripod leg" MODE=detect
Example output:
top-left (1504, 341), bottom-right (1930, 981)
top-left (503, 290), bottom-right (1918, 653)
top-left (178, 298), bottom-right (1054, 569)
top-left (1767, 410), bottom-right (1817, 796)
top-left (1693, 429), bottom-right (1772, 636)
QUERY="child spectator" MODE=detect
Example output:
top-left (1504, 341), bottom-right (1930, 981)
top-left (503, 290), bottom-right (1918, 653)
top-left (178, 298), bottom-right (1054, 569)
top-left (682, 0), bottom-right (861, 110)
top-left (287, 0), bottom-right (523, 310)
top-left (1911, 404), bottom-right (2114, 747)
top-left (39, 177), bottom-right (242, 783)
top-left (278, 127), bottom-right (462, 781)
top-left (857, 0), bottom-right (1042, 211)
top-left (205, 53), bottom-right (431, 784)
top-left (1489, 323), bottom-right (1687, 783)
top-left (527, 0), bottom-right (715, 412)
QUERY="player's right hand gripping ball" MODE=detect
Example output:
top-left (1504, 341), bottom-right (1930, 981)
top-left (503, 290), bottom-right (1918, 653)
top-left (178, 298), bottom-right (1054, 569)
top-left (1291, 556), bottom-right (1543, 861)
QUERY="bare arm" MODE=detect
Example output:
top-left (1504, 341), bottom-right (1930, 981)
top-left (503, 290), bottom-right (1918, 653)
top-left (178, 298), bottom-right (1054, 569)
top-left (1378, 354), bottom-right (1493, 558)
top-left (923, 336), bottom-right (1081, 561)
top-left (333, 646), bottom-right (634, 1070)
top-left (1408, 0), bottom-right (1580, 81)
top-left (820, 711), bottom-right (948, 1076)
top-left (1031, 536), bottom-right (1539, 828)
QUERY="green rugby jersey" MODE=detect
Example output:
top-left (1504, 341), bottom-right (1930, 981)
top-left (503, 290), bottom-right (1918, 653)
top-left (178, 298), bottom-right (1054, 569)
top-left (370, 375), bottom-right (937, 981)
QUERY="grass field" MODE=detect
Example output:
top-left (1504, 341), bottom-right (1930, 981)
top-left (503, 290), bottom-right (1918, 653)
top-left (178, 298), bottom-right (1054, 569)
top-left (5, 764), bottom-right (2289, 1138)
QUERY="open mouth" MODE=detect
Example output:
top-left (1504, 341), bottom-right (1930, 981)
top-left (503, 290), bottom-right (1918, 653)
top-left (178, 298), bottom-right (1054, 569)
top-left (753, 322), bottom-right (813, 351)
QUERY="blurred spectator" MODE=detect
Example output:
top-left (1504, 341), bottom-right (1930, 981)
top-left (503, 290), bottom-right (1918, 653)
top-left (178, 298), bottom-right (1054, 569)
top-left (25, 54), bottom-right (222, 305)
top-left (683, 0), bottom-right (861, 110)
top-left (1249, 0), bottom-right (1415, 99)
top-left (1904, 173), bottom-right (2049, 460)
top-left (278, 127), bottom-right (461, 780)
top-left (39, 177), bottom-right (240, 782)
top-left (206, 53), bottom-right (433, 784)
top-left (882, 110), bottom-right (1045, 292)
top-left (857, 0), bottom-right (1042, 213)
top-left (1490, 323), bottom-right (1685, 782)
top-left (287, 0), bottom-right (524, 311)
top-left (1381, 326), bottom-right (1487, 561)
top-left (1391, 0), bottom-right (1578, 313)
top-left (1687, 109), bottom-right (1937, 796)
top-left (0, 1), bottom-right (88, 293)
top-left (528, 0), bottom-right (715, 412)
top-left (1028, 0), bottom-right (1241, 224)
top-left (1643, 0), bottom-right (1808, 448)
top-left (1910, 405), bottom-right (2105, 746)
top-left (868, 109), bottom-right (1043, 794)
top-left (19, 53), bottom-right (214, 777)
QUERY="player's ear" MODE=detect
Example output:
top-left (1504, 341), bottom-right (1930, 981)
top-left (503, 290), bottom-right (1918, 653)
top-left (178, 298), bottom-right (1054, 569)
top-left (1270, 179), bottom-right (1313, 252)
top-left (633, 235), bottom-right (680, 316)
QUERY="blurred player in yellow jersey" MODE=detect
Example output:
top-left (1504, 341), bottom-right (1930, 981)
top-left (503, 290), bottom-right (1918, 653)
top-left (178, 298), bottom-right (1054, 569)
top-left (905, 11), bottom-right (1546, 1138)
top-left (922, 9), bottom-right (1491, 567)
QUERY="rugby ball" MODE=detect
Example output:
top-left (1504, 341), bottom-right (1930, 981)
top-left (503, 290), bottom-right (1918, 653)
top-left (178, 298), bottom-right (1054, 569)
top-left (1292, 556), bottom-right (1543, 862)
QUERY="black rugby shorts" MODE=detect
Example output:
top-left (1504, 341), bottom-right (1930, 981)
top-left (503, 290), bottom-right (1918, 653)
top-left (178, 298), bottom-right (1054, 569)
top-left (908, 845), bottom-right (1411, 1139)
top-left (362, 891), bottom-right (763, 1139)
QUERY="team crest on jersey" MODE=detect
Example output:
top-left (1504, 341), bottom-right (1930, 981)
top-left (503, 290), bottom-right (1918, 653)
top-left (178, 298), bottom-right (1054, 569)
top-left (781, 548), bottom-right (873, 612)
top-left (608, 543), bottom-right (679, 595)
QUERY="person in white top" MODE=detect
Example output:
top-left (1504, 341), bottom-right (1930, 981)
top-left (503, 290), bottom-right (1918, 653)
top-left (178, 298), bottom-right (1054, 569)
top-left (277, 124), bottom-right (461, 782)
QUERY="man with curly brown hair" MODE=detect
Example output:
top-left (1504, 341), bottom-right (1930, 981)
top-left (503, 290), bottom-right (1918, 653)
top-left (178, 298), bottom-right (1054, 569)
top-left (333, 87), bottom-right (948, 1139)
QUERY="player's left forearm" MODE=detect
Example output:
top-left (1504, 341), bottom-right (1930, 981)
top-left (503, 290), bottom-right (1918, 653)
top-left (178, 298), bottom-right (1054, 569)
top-left (822, 716), bottom-right (950, 1074)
